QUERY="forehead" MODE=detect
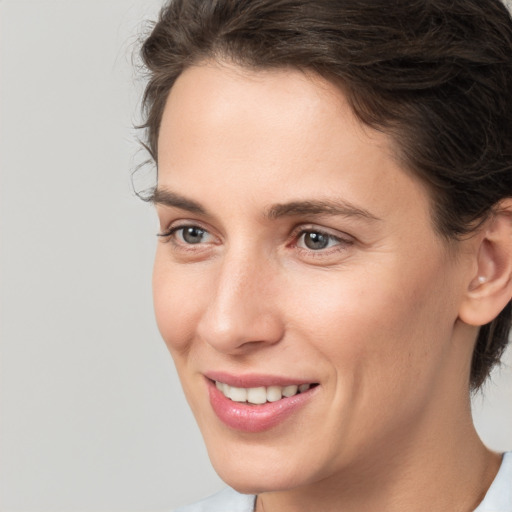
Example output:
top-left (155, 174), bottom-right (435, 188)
top-left (171, 61), bottom-right (371, 116)
top-left (156, 62), bottom-right (433, 233)
top-left (159, 63), bottom-right (389, 170)
top-left (159, 62), bottom-right (390, 155)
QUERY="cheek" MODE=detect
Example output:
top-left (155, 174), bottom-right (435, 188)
top-left (284, 256), bottom-right (456, 387)
top-left (280, 260), bottom-right (458, 458)
top-left (152, 252), bottom-right (205, 355)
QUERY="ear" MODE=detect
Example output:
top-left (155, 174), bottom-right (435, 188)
top-left (458, 199), bottom-right (512, 326)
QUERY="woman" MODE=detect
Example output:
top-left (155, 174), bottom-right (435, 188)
top-left (139, 0), bottom-right (512, 510)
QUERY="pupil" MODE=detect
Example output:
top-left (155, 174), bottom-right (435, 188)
top-left (183, 227), bottom-right (204, 244)
top-left (305, 232), bottom-right (329, 250)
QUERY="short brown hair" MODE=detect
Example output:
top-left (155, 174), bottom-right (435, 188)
top-left (139, 0), bottom-right (512, 389)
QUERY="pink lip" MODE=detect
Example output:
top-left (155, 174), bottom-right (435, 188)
top-left (205, 371), bottom-right (313, 388)
top-left (206, 376), bottom-right (318, 433)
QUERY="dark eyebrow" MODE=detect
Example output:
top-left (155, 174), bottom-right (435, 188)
top-left (149, 188), bottom-right (379, 222)
top-left (149, 188), bottom-right (208, 215)
top-left (266, 199), bottom-right (380, 221)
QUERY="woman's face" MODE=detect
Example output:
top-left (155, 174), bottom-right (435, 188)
top-left (153, 63), bottom-right (476, 493)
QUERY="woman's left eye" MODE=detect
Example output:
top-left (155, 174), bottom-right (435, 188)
top-left (296, 230), bottom-right (344, 251)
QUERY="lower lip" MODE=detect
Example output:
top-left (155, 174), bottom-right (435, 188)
top-left (207, 380), bottom-right (317, 433)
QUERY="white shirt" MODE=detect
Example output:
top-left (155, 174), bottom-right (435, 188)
top-left (474, 451), bottom-right (512, 512)
top-left (175, 451), bottom-right (512, 512)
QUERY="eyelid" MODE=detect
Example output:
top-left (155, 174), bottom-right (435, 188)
top-left (158, 217), bottom-right (206, 236)
top-left (295, 231), bottom-right (342, 250)
top-left (287, 224), bottom-right (355, 261)
top-left (157, 220), bottom-right (218, 244)
top-left (157, 219), bottom-right (354, 260)
top-left (289, 224), bottom-right (353, 243)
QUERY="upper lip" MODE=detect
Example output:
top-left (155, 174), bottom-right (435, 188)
top-left (204, 371), bottom-right (316, 388)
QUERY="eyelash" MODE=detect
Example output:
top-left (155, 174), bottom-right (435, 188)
top-left (157, 224), bottom-right (214, 246)
top-left (292, 228), bottom-right (351, 253)
top-left (157, 223), bottom-right (353, 256)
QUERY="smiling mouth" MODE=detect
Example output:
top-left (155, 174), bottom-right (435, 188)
top-left (214, 380), bottom-right (319, 405)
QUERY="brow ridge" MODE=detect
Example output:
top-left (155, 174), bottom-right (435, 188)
top-left (266, 199), bottom-right (380, 221)
top-left (150, 188), bottom-right (207, 215)
top-left (150, 188), bottom-right (379, 222)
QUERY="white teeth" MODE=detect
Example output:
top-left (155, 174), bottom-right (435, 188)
top-left (228, 386), bottom-right (248, 402)
top-left (247, 387), bottom-right (267, 404)
top-left (266, 386), bottom-right (283, 402)
top-left (282, 384), bottom-right (298, 397)
top-left (215, 381), bottom-right (314, 404)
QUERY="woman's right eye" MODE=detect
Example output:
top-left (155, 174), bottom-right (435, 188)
top-left (175, 226), bottom-right (208, 244)
top-left (158, 225), bottom-right (214, 245)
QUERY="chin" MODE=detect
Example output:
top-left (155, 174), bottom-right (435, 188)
top-left (204, 434), bottom-right (323, 495)
top-left (213, 461), bottom-right (303, 495)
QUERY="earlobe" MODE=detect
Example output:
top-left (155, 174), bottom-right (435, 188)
top-left (459, 200), bottom-right (512, 326)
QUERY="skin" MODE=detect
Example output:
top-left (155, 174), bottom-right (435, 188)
top-left (152, 62), bottom-right (504, 512)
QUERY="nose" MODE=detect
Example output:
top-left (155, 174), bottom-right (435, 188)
top-left (196, 250), bottom-right (284, 354)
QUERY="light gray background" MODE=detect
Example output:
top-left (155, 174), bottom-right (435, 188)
top-left (0, 1), bottom-right (511, 510)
